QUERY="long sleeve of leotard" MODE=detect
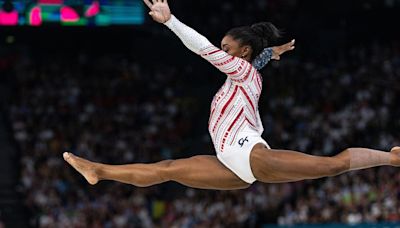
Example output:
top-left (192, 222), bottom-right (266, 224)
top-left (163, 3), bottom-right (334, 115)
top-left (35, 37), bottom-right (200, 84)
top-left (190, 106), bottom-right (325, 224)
top-left (252, 47), bottom-right (273, 70)
top-left (164, 15), bottom-right (255, 83)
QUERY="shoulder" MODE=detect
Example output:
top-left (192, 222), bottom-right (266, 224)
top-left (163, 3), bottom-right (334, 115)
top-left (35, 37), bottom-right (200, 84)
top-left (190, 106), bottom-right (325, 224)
top-left (230, 64), bottom-right (260, 85)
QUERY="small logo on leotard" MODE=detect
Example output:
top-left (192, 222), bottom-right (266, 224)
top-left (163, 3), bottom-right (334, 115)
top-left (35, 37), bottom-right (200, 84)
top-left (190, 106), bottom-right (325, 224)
top-left (238, 136), bottom-right (249, 147)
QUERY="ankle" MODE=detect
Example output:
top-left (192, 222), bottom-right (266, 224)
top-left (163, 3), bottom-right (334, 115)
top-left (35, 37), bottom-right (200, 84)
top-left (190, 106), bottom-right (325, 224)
top-left (92, 163), bottom-right (103, 179)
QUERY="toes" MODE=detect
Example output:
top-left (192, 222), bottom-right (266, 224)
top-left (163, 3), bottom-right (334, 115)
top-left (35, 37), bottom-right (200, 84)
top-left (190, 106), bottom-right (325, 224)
top-left (391, 146), bottom-right (400, 152)
top-left (63, 152), bottom-right (74, 162)
top-left (63, 152), bottom-right (69, 160)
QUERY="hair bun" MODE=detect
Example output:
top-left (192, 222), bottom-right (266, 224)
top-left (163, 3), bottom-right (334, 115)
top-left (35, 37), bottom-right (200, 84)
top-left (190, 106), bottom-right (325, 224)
top-left (250, 22), bottom-right (281, 42)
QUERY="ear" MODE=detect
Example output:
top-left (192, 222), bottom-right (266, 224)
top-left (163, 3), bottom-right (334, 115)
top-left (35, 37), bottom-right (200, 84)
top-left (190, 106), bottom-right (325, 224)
top-left (240, 45), bottom-right (252, 59)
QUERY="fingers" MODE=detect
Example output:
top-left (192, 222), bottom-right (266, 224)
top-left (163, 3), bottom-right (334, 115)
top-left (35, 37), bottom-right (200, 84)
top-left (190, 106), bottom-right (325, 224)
top-left (271, 38), bottom-right (295, 60)
top-left (278, 39), bottom-right (295, 53)
top-left (146, 0), bottom-right (168, 9)
top-left (151, 0), bottom-right (167, 5)
top-left (143, 0), bottom-right (153, 8)
top-left (284, 39), bottom-right (295, 49)
top-left (288, 39), bottom-right (295, 50)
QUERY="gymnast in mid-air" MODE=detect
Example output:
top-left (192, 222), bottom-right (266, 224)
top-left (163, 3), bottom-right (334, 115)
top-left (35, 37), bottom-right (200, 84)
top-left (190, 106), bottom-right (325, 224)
top-left (64, 0), bottom-right (400, 190)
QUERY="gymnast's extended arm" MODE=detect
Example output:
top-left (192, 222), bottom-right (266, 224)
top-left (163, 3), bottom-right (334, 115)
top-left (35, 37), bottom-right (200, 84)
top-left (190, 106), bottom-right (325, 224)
top-left (252, 39), bottom-right (296, 71)
top-left (143, 0), bottom-right (255, 83)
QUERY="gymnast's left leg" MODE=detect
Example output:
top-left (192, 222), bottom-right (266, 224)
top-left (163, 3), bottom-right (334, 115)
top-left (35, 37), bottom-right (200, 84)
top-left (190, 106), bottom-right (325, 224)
top-left (63, 152), bottom-right (249, 190)
top-left (250, 145), bottom-right (400, 183)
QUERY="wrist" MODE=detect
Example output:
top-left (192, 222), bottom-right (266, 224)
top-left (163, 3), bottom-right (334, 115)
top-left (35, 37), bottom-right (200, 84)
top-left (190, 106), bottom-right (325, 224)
top-left (163, 14), bottom-right (174, 25)
top-left (266, 47), bottom-right (273, 60)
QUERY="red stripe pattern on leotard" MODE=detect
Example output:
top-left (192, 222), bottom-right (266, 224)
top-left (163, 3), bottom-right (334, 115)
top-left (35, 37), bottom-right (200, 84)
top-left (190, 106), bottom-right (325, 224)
top-left (200, 45), bottom-right (264, 153)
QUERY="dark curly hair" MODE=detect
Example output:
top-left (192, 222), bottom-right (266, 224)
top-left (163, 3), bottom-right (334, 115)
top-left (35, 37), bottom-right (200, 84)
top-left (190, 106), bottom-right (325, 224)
top-left (226, 22), bottom-right (281, 61)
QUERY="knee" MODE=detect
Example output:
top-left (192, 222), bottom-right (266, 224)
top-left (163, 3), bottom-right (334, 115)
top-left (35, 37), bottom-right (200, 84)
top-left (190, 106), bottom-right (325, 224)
top-left (158, 159), bottom-right (174, 182)
top-left (326, 158), bottom-right (348, 176)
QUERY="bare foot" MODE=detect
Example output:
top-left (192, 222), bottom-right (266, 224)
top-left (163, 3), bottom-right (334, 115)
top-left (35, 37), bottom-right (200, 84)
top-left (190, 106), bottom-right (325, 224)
top-left (63, 152), bottom-right (99, 185)
top-left (390, 146), bottom-right (400, 166)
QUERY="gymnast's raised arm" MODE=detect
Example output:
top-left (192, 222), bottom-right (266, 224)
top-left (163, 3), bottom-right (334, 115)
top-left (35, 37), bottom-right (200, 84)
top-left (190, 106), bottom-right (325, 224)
top-left (143, 0), bottom-right (257, 83)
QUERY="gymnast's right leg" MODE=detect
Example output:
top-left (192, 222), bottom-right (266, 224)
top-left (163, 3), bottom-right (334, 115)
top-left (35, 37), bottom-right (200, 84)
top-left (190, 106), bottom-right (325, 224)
top-left (63, 152), bottom-right (249, 190)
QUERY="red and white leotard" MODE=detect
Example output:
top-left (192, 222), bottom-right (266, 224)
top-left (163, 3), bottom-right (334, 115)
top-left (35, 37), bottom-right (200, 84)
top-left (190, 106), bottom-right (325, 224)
top-left (165, 15), bottom-right (264, 154)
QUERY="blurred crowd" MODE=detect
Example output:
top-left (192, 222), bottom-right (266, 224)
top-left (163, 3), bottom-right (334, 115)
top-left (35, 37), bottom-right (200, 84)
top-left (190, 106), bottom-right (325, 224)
top-left (263, 42), bottom-right (400, 225)
top-left (8, 52), bottom-right (197, 226)
top-left (4, 38), bottom-right (400, 227)
top-left (172, 0), bottom-right (298, 33)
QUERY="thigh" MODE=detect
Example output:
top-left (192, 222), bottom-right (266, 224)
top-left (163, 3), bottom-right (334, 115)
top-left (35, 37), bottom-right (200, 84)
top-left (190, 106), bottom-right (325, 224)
top-left (249, 146), bottom-right (344, 183)
top-left (167, 155), bottom-right (250, 190)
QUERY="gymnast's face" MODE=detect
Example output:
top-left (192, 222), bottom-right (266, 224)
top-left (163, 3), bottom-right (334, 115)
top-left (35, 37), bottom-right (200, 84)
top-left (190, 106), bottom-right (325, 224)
top-left (221, 35), bottom-right (252, 62)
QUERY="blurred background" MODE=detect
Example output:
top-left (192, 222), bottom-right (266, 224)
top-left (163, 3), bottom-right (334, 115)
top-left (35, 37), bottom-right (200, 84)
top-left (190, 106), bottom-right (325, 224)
top-left (1, 0), bottom-right (400, 227)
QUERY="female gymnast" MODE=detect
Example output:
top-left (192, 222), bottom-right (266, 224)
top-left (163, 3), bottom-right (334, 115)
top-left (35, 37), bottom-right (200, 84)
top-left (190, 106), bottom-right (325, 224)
top-left (64, 0), bottom-right (400, 190)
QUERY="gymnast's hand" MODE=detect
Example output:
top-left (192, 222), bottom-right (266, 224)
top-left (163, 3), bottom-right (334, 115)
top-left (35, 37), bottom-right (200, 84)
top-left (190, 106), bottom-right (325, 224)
top-left (271, 39), bottom-right (295, 60)
top-left (143, 0), bottom-right (171, 23)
